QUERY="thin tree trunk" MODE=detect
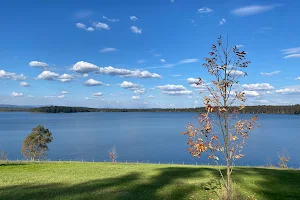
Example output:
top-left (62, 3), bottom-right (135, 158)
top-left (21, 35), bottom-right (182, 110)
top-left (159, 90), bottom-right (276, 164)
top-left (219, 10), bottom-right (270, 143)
top-left (227, 162), bottom-right (231, 199)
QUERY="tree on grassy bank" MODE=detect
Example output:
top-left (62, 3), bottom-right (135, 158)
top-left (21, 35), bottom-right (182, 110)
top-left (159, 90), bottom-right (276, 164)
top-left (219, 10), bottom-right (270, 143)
top-left (21, 125), bottom-right (53, 161)
top-left (182, 36), bottom-right (259, 199)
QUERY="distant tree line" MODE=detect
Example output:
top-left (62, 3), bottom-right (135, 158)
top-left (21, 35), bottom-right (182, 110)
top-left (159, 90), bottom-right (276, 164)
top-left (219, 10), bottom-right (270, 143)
top-left (1, 105), bottom-right (300, 114)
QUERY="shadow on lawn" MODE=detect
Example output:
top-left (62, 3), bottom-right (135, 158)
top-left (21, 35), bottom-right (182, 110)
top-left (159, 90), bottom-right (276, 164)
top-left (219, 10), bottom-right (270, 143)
top-left (0, 166), bottom-right (219, 200)
top-left (0, 166), bottom-right (299, 200)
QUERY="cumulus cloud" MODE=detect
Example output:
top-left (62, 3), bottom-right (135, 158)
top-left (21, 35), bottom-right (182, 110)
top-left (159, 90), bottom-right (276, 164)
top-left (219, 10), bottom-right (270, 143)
top-left (83, 73), bottom-right (89, 77)
top-left (243, 90), bottom-right (260, 97)
top-left (61, 91), bottom-right (68, 94)
top-left (84, 78), bottom-right (103, 86)
top-left (219, 18), bottom-right (226, 25)
top-left (228, 70), bottom-right (246, 76)
top-left (58, 74), bottom-right (74, 82)
top-left (130, 16), bottom-right (138, 21)
top-left (157, 84), bottom-right (192, 95)
top-left (198, 7), bottom-right (213, 13)
top-left (76, 23), bottom-right (95, 31)
top-left (275, 86), bottom-right (300, 94)
top-left (231, 4), bottom-right (280, 16)
top-left (160, 59), bottom-right (166, 63)
top-left (20, 81), bottom-right (30, 87)
top-left (92, 92), bottom-right (103, 97)
top-left (99, 48), bottom-right (117, 53)
top-left (120, 81), bottom-right (141, 90)
top-left (296, 77), bottom-right (300, 80)
top-left (130, 26), bottom-right (142, 34)
top-left (261, 71), bottom-right (281, 76)
top-left (242, 83), bottom-right (274, 91)
top-left (187, 78), bottom-right (199, 84)
top-left (29, 61), bottom-right (49, 68)
top-left (0, 70), bottom-right (26, 81)
top-left (148, 95), bottom-right (155, 98)
top-left (98, 66), bottom-right (162, 78)
top-left (132, 96), bottom-right (140, 99)
top-left (72, 61), bottom-right (99, 73)
top-left (36, 71), bottom-right (59, 80)
top-left (92, 22), bottom-right (110, 30)
top-left (103, 16), bottom-right (119, 22)
top-left (134, 88), bottom-right (146, 94)
top-left (11, 92), bottom-right (23, 97)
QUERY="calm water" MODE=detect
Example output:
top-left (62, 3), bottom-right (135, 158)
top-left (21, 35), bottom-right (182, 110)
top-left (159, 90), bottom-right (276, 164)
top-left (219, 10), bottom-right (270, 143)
top-left (0, 112), bottom-right (299, 167)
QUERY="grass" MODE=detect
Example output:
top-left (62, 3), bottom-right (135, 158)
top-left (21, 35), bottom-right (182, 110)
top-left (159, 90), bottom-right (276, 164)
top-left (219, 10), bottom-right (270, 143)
top-left (0, 162), bottom-right (299, 200)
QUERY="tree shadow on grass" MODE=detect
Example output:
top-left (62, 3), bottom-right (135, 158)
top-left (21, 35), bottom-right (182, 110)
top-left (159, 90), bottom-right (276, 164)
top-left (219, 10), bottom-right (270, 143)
top-left (0, 166), bottom-right (219, 200)
top-left (232, 167), bottom-right (300, 200)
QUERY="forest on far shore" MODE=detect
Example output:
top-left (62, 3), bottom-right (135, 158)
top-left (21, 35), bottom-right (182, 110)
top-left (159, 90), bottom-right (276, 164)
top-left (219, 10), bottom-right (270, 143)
top-left (0, 105), bottom-right (300, 114)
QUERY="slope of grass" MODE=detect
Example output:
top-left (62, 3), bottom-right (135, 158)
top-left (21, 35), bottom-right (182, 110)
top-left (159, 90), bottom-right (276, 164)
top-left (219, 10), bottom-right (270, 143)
top-left (0, 162), bottom-right (299, 200)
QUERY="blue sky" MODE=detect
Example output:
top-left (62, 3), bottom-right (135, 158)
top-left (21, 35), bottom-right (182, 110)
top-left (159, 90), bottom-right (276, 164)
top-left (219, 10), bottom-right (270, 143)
top-left (0, 0), bottom-right (299, 108)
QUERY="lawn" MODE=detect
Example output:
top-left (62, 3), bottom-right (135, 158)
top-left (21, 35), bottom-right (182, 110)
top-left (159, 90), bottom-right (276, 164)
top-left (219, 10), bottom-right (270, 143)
top-left (0, 162), bottom-right (299, 200)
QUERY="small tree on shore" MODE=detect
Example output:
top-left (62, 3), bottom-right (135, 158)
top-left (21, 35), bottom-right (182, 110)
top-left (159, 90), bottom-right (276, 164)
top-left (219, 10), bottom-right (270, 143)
top-left (108, 145), bottom-right (118, 163)
top-left (21, 125), bottom-right (53, 161)
top-left (0, 150), bottom-right (8, 161)
top-left (182, 36), bottom-right (259, 199)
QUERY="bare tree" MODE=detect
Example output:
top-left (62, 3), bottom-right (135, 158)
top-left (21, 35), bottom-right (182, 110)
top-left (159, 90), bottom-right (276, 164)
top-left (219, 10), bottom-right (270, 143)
top-left (0, 150), bottom-right (8, 161)
top-left (108, 145), bottom-right (118, 163)
top-left (278, 149), bottom-right (290, 168)
top-left (182, 36), bottom-right (259, 199)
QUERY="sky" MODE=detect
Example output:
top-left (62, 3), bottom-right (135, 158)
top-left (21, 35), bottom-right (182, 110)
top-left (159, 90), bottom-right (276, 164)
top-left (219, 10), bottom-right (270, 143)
top-left (0, 0), bottom-right (299, 108)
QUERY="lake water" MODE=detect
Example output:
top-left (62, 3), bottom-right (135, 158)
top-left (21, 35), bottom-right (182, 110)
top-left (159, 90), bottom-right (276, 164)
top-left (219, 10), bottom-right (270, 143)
top-left (0, 112), bottom-right (299, 167)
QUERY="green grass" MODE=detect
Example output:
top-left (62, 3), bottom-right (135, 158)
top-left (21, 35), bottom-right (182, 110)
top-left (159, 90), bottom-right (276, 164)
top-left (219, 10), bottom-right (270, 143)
top-left (0, 162), bottom-right (299, 200)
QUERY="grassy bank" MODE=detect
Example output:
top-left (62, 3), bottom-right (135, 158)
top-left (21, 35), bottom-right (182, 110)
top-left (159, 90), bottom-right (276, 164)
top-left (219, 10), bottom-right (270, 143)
top-left (0, 162), bottom-right (299, 200)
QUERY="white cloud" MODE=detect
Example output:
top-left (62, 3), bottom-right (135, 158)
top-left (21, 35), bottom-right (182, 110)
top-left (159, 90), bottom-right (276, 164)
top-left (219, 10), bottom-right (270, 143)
top-left (20, 81), bottom-right (30, 87)
top-left (198, 7), bottom-right (213, 14)
top-left (36, 71), bottom-right (59, 80)
top-left (160, 59), bottom-right (166, 63)
top-left (11, 92), bottom-right (23, 97)
top-left (242, 83), bottom-right (274, 91)
top-left (157, 84), bottom-right (193, 96)
top-left (61, 91), bottom-right (68, 94)
top-left (231, 5), bottom-right (280, 16)
top-left (0, 70), bottom-right (26, 81)
top-left (261, 71), bottom-right (281, 76)
top-left (103, 16), bottom-right (119, 22)
top-left (58, 73), bottom-right (74, 82)
top-left (178, 58), bottom-right (198, 64)
top-left (219, 18), bottom-right (226, 25)
top-left (28, 95), bottom-right (34, 98)
top-left (29, 61), bottom-right (49, 68)
top-left (45, 95), bottom-right (65, 99)
top-left (296, 77), bottom-right (300, 80)
top-left (120, 81), bottom-right (141, 90)
top-left (84, 78), bottom-right (103, 86)
top-left (83, 73), bottom-right (89, 77)
top-left (134, 88), bottom-right (146, 94)
top-left (130, 16), bottom-right (138, 21)
top-left (72, 61), bottom-right (99, 73)
top-left (148, 95), bottom-right (155, 98)
top-left (283, 54), bottom-right (300, 59)
top-left (132, 96), bottom-right (140, 99)
top-left (275, 86), bottom-right (300, 94)
top-left (98, 66), bottom-right (162, 78)
top-left (228, 70), bottom-right (246, 76)
top-left (130, 26), bottom-right (142, 34)
top-left (58, 95), bottom-right (65, 99)
top-left (92, 92), bottom-right (103, 97)
top-left (99, 48), bottom-right (117, 53)
top-left (137, 60), bottom-right (146, 64)
top-left (92, 22), bottom-right (110, 30)
top-left (76, 23), bottom-right (95, 32)
top-left (243, 90), bottom-right (260, 97)
top-left (236, 45), bottom-right (244, 48)
top-left (280, 47), bottom-right (300, 59)
top-left (187, 78), bottom-right (199, 84)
